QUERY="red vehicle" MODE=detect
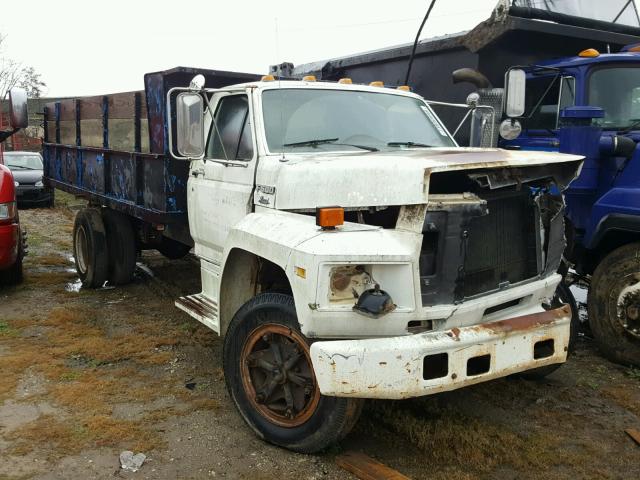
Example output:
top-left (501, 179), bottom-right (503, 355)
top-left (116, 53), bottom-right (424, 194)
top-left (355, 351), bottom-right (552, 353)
top-left (0, 88), bottom-right (29, 285)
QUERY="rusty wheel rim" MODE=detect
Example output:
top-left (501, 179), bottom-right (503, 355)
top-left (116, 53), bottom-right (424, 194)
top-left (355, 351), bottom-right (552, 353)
top-left (240, 324), bottom-right (320, 428)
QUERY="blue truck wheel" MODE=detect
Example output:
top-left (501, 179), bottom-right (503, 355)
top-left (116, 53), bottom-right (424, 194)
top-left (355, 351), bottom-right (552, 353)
top-left (588, 243), bottom-right (640, 367)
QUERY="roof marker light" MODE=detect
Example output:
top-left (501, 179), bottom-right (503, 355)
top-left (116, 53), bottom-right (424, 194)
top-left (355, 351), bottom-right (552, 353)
top-left (369, 81), bottom-right (384, 87)
top-left (627, 45), bottom-right (640, 53)
top-left (302, 75), bottom-right (317, 82)
top-left (338, 78), bottom-right (353, 84)
top-left (578, 48), bottom-right (600, 58)
top-left (397, 85), bottom-right (411, 91)
top-left (261, 75), bottom-right (275, 81)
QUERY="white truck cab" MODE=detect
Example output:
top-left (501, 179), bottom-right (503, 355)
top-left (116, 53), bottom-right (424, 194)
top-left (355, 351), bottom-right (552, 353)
top-left (170, 77), bottom-right (582, 452)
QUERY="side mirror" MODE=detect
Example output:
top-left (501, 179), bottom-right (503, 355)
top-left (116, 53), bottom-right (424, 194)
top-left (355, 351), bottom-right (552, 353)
top-left (505, 69), bottom-right (526, 118)
top-left (176, 92), bottom-right (204, 158)
top-left (8, 87), bottom-right (28, 129)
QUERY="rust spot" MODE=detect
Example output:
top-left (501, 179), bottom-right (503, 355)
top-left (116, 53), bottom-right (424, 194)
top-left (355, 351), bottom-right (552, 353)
top-left (449, 327), bottom-right (461, 341)
top-left (379, 361), bottom-right (387, 366)
top-left (341, 381), bottom-right (349, 385)
top-left (475, 305), bottom-right (570, 336)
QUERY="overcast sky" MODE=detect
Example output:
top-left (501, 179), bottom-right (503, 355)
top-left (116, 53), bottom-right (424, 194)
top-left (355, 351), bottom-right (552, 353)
top-left (0, 0), bottom-right (501, 97)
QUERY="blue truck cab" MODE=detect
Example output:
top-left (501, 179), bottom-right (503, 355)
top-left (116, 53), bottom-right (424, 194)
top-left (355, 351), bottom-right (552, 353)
top-left (500, 47), bottom-right (640, 365)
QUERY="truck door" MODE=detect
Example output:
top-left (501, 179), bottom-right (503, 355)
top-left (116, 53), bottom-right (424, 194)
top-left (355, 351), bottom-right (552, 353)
top-left (188, 90), bottom-right (256, 263)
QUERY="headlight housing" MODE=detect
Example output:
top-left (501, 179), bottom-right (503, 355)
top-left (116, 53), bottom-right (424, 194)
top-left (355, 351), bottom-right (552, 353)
top-left (318, 263), bottom-right (415, 312)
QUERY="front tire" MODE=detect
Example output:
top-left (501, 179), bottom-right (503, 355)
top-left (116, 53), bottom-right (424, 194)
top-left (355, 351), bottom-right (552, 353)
top-left (223, 293), bottom-right (363, 453)
top-left (588, 243), bottom-right (640, 366)
top-left (73, 208), bottom-right (109, 288)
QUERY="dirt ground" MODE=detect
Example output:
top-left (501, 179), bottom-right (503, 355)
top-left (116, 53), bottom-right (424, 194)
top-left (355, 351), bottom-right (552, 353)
top-left (1, 194), bottom-right (639, 480)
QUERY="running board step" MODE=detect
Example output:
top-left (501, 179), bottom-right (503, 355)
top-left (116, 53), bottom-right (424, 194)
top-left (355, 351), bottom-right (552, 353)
top-left (175, 293), bottom-right (219, 333)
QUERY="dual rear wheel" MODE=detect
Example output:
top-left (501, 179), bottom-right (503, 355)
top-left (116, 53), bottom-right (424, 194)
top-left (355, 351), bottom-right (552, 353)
top-left (73, 208), bottom-right (136, 287)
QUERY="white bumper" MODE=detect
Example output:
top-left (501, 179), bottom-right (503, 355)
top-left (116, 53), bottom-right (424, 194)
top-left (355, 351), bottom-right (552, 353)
top-left (310, 305), bottom-right (571, 399)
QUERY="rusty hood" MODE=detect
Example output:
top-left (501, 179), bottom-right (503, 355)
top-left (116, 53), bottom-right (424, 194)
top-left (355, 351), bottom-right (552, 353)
top-left (255, 147), bottom-right (583, 210)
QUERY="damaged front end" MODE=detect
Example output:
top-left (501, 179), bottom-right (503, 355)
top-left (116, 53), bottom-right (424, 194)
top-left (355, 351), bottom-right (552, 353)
top-left (418, 163), bottom-right (573, 309)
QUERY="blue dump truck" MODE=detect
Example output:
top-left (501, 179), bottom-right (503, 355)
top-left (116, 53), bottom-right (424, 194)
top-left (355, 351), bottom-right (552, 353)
top-left (287, 1), bottom-right (640, 366)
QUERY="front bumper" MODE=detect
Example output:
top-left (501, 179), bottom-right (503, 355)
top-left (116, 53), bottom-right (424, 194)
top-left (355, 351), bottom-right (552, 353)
top-left (16, 185), bottom-right (51, 203)
top-left (310, 305), bottom-right (571, 399)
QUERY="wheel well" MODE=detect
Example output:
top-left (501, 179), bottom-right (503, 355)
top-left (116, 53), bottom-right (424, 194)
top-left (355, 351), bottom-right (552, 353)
top-left (219, 249), bottom-right (292, 336)
top-left (587, 229), bottom-right (640, 274)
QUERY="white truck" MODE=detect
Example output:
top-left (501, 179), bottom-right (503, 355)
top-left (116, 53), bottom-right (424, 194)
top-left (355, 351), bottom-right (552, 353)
top-left (43, 67), bottom-right (582, 452)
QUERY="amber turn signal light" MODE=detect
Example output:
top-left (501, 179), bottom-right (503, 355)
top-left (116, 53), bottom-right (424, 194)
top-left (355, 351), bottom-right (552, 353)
top-left (578, 48), bottom-right (600, 58)
top-left (316, 207), bottom-right (344, 230)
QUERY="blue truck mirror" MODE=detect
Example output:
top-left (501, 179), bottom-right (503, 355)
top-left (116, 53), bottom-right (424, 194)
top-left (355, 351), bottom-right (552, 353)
top-left (505, 69), bottom-right (526, 118)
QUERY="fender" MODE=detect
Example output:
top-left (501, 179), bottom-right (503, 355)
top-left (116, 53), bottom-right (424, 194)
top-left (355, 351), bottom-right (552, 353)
top-left (219, 208), bottom-right (422, 337)
top-left (587, 212), bottom-right (640, 250)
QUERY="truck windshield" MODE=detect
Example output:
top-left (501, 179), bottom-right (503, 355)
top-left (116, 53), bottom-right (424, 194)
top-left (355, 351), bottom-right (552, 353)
top-left (261, 88), bottom-right (455, 153)
top-left (4, 154), bottom-right (43, 170)
top-left (589, 67), bottom-right (640, 130)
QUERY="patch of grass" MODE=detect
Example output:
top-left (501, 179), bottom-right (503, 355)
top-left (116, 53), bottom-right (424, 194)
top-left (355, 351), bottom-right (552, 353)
top-left (0, 321), bottom-right (19, 337)
top-left (24, 270), bottom-right (77, 288)
top-left (577, 376), bottom-right (600, 390)
top-left (7, 415), bottom-right (85, 457)
top-left (626, 367), bottom-right (640, 381)
top-left (37, 254), bottom-right (71, 267)
top-left (366, 399), bottom-right (590, 478)
top-left (7, 413), bottom-right (163, 457)
top-left (601, 385), bottom-right (640, 417)
top-left (1, 301), bottom-right (215, 459)
top-left (58, 371), bottom-right (81, 382)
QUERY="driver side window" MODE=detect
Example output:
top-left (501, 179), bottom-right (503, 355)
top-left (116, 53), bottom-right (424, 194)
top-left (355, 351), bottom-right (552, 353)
top-left (206, 94), bottom-right (253, 160)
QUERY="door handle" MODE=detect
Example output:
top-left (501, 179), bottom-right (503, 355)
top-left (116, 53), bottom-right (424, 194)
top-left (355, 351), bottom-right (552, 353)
top-left (191, 168), bottom-right (205, 178)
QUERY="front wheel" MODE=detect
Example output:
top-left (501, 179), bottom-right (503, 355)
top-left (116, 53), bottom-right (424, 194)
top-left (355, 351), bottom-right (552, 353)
top-left (223, 293), bottom-right (363, 453)
top-left (588, 243), bottom-right (640, 366)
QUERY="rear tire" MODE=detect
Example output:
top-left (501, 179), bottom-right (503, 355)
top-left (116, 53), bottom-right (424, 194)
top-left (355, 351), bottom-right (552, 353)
top-left (103, 209), bottom-right (137, 285)
top-left (223, 293), bottom-right (363, 453)
top-left (157, 236), bottom-right (191, 260)
top-left (588, 243), bottom-right (640, 367)
top-left (73, 208), bottom-right (108, 288)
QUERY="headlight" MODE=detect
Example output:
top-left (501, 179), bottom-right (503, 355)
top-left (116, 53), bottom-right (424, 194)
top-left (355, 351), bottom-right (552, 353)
top-left (35, 180), bottom-right (44, 187)
top-left (320, 263), bottom-right (415, 311)
top-left (499, 119), bottom-right (522, 140)
top-left (0, 201), bottom-right (17, 222)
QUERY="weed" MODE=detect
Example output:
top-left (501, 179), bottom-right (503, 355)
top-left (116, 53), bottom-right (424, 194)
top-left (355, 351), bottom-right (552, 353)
top-left (0, 321), bottom-right (18, 337)
top-left (626, 367), bottom-right (640, 381)
top-left (58, 371), bottom-right (81, 382)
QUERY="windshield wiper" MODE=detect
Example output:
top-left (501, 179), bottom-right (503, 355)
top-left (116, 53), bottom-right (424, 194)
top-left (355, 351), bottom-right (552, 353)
top-left (620, 119), bottom-right (640, 134)
top-left (7, 165), bottom-right (36, 170)
top-left (387, 141), bottom-right (433, 148)
top-left (283, 138), bottom-right (378, 152)
top-left (283, 138), bottom-right (339, 147)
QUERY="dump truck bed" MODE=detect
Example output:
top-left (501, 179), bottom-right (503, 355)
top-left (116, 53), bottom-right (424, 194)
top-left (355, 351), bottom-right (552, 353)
top-left (42, 67), bottom-right (260, 243)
